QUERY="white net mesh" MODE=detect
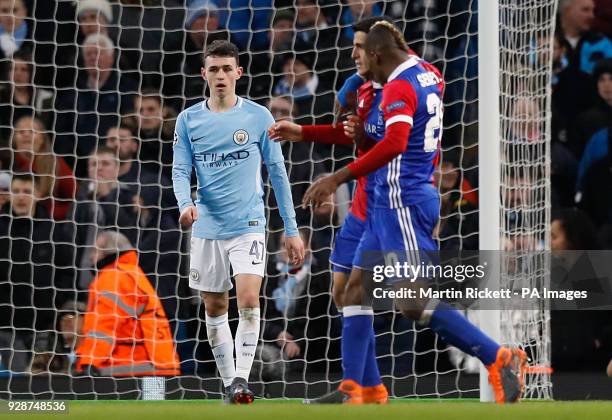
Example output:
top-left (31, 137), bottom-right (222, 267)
top-left (497, 0), bottom-right (556, 400)
top-left (0, 0), bottom-right (554, 400)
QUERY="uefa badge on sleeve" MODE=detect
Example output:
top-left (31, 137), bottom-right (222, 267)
top-left (233, 129), bottom-right (249, 145)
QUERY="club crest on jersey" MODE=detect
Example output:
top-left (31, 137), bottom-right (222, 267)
top-left (233, 129), bottom-right (249, 145)
top-left (173, 131), bottom-right (178, 147)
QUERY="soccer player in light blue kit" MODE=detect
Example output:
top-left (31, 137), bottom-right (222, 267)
top-left (172, 40), bottom-right (305, 404)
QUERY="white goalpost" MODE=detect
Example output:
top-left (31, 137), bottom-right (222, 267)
top-left (478, 0), bottom-right (556, 401)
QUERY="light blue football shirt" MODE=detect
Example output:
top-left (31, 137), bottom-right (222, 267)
top-left (172, 96), bottom-right (298, 240)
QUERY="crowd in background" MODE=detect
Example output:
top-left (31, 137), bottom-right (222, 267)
top-left (0, 0), bottom-right (610, 378)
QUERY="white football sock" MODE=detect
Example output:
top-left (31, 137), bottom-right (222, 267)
top-left (205, 312), bottom-right (236, 388)
top-left (234, 307), bottom-right (260, 381)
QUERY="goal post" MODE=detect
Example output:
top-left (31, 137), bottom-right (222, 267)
top-left (478, 0), bottom-right (557, 401)
top-left (477, 0), bottom-right (502, 403)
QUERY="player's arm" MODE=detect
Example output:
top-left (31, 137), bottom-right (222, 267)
top-left (260, 112), bottom-right (305, 264)
top-left (334, 72), bottom-right (366, 125)
top-left (171, 113), bottom-right (197, 227)
top-left (302, 80), bottom-right (417, 208)
top-left (268, 73), bottom-right (365, 144)
top-left (268, 121), bottom-right (354, 145)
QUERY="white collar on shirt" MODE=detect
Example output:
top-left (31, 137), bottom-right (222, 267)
top-left (387, 56), bottom-right (420, 82)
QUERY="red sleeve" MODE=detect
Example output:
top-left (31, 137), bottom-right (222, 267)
top-left (302, 124), bottom-right (354, 145)
top-left (54, 157), bottom-right (77, 200)
top-left (347, 80), bottom-right (417, 178)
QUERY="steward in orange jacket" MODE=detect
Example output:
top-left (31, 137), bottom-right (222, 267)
top-left (76, 246), bottom-right (180, 376)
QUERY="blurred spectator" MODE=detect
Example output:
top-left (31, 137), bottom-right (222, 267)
top-left (75, 230), bottom-right (180, 377)
top-left (54, 33), bottom-right (137, 177)
top-left (66, 147), bottom-right (137, 289)
top-left (248, 9), bottom-right (295, 100)
top-left (268, 9), bottom-right (295, 54)
top-left (294, 0), bottom-right (352, 87)
top-left (340, 0), bottom-right (382, 40)
top-left (263, 228), bottom-right (340, 373)
top-left (265, 95), bottom-right (326, 231)
top-left (551, 208), bottom-right (600, 251)
top-left (76, 0), bottom-right (113, 38)
top-left (214, 0), bottom-right (272, 51)
top-left (569, 58), bottom-right (612, 157)
top-left (550, 209), bottom-right (609, 371)
top-left (183, 0), bottom-right (229, 103)
top-left (30, 300), bottom-right (86, 374)
top-left (0, 0), bottom-right (31, 60)
top-left (0, 50), bottom-right (53, 142)
top-left (558, 0), bottom-right (612, 74)
top-left (133, 89), bottom-right (176, 179)
top-left (551, 30), bottom-right (595, 149)
top-left (104, 121), bottom-right (174, 212)
top-left (111, 0), bottom-right (184, 100)
top-left (434, 155), bottom-right (479, 250)
top-left (575, 125), bottom-right (612, 227)
top-left (11, 116), bottom-right (77, 221)
top-left (131, 193), bottom-right (182, 334)
top-left (273, 54), bottom-right (335, 124)
top-left (0, 174), bottom-right (73, 372)
top-left (295, 0), bottom-right (331, 48)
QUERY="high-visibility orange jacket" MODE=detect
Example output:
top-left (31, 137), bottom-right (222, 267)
top-left (76, 251), bottom-right (180, 376)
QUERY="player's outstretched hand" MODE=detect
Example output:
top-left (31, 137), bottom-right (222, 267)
top-left (268, 121), bottom-right (303, 142)
top-left (179, 205), bottom-right (198, 228)
top-left (302, 174), bottom-right (338, 209)
top-left (285, 235), bottom-right (305, 266)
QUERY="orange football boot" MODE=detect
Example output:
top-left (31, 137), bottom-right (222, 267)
top-left (362, 383), bottom-right (389, 404)
top-left (486, 347), bottom-right (528, 404)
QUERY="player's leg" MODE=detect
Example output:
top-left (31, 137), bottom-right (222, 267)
top-left (226, 233), bottom-right (266, 404)
top-left (334, 221), bottom-right (385, 405)
top-left (389, 201), bottom-right (526, 403)
top-left (189, 237), bottom-right (236, 397)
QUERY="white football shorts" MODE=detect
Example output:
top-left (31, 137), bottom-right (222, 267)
top-left (188, 233), bottom-right (266, 292)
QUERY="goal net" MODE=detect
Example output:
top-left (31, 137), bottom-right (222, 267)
top-left (0, 0), bottom-right (554, 400)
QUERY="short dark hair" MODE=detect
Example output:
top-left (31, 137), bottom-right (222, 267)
top-left (11, 173), bottom-right (34, 185)
top-left (553, 209), bottom-right (600, 250)
top-left (353, 16), bottom-right (394, 35)
top-left (203, 40), bottom-right (239, 66)
top-left (138, 88), bottom-right (163, 106)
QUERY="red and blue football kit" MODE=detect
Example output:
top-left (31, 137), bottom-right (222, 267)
top-left (350, 57), bottom-right (445, 270)
top-left (300, 80), bottom-right (384, 273)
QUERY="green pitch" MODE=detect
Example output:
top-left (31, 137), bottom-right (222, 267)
top-left (7, 400), bottom-right (612, 420)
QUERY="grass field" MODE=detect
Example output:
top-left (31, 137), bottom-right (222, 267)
top-left (4, 400), bottom-right (612, 420)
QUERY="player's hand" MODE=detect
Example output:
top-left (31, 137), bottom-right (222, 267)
top-left (343, 114), bottom-right (364, 143)
top-left (284, 235), bottom-right (305, 266)
top-left (302, 174), bottom-right (338, 209)
top-left (179, 205), bottom-right (198, 228)
top-left (268, 121), bottom-right (303, 142)
top-left (333, 98), bottom-right (353, 128)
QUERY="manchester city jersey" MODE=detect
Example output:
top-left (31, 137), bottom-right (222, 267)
top-left (172, 96), bottom-right (298, 240)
